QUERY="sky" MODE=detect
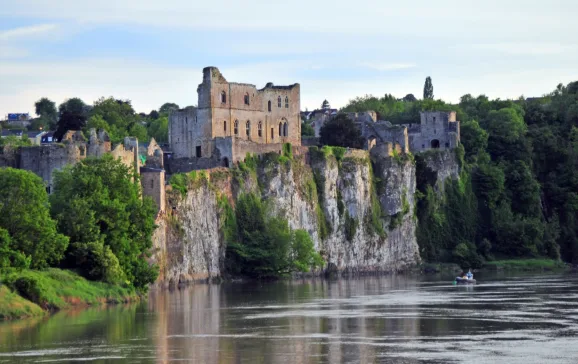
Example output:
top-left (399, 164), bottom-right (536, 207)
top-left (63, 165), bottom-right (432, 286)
top-left (1, 0), bottom-right (577, 118)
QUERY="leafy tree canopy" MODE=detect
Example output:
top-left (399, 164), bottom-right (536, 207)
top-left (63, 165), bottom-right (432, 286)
top-left (319, 114), bottom-right (363, 149)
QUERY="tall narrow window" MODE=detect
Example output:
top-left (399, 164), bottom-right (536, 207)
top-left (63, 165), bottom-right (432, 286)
top-left (224, 121), bottom-right (227, 132)
top-left (277, 96), bottom-right (281, 108)
top-left (285, 96), bottom-right (289, 108)
top-left (234, 120), bottom-right (239, 135)
top-left (283, 122), bottom-right (288, 137)
top-left (246, 120), bottom-right (251, 137)
top-left (279, 122), bottom-right (282, 137)
top-left (268, 100), bottom-right (272, 112)
top-left (244, 93), bottom-right (250, 105)
top-left (271, 127), bottom-right (274, 139)
top-left (221, 91), bottom-right (227, 104)
top-left (258, 121), bottom-right (262, 137)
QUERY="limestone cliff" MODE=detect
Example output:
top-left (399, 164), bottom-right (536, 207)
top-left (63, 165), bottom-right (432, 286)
top-left (152, 148), bottom-right (426, 285)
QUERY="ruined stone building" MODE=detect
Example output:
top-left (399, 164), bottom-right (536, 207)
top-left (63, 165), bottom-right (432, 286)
top-left (0, 129), bottom-right (166, 214)
top-left (356, 111), bottom-right (460, 154)
top-left (169, 67), bottom-right (301, 169)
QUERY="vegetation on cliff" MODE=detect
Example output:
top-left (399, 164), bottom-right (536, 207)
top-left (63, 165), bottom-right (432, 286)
top-left (344, 80), bottom-right (578, 266)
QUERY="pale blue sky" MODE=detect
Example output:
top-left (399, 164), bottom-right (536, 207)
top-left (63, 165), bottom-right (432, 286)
top-left (1, 0), bottom-right (577, 118)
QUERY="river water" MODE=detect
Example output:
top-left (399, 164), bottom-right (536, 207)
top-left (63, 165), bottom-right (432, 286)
top-left (1, 272), bottom-right (578, 363)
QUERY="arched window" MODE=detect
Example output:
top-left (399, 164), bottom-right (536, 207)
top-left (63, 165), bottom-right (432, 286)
top-left (221, 91), bottom-right (227, 104)
top-left (283, 122), bottom-right (288, 137)
top-left (277, 96), bottom-right (281, 108)
top-left (246, 120), bottom-right (251, 137)
top-left (268, 100), bottom-right (272, 112)
top-left (279, 122), bottom-right (282, 137)
top-left (234, 120), bottom-right (239, 135)
top-left (244, 93), bottom-right (250, 105)
top-left (223, 120), bottom-right (227, 133)
top-left (258, 121), bottom-right (262, 137)
top-left (285, 96), bottom-right (289, 108)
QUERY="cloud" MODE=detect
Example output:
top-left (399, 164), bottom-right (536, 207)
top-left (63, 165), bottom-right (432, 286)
top-left (470, 42), bottom-right (578, 56)
top-left (359, 62), bottom-right (417, 71)
top-left (0, 23), bottom-right (58, 41)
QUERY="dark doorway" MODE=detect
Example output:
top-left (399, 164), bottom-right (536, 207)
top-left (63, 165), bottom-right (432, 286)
top-left (223, 157), bottom-right (229, 167)
top-left (196, 146), bottom-right (202, 157)
top-left (431, 139), bottom-right (440, 149)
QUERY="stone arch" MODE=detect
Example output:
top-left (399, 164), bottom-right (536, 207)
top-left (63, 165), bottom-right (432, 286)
top-left (431, 139), bottom-right (440, 149)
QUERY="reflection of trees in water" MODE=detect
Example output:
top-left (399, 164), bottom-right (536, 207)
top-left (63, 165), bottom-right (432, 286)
top-left (0, 303), bottom-right (151, 356)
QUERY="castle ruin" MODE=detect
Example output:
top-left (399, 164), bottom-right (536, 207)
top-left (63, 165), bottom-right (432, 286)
top-left (168, 67), bottom-right (301, 171)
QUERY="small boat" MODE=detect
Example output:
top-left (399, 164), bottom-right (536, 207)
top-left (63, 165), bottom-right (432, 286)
top-left (455, 277), bottom-right (476, 284)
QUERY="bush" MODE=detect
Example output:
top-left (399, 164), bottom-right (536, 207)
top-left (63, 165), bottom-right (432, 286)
top-left (71, 242), bottom-right (126, 284)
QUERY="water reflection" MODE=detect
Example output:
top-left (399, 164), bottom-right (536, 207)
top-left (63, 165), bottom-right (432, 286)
top-left (1, 273), bottom-right (578, 363)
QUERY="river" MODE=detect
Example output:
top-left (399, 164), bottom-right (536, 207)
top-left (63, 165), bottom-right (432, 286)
top-left (1, 272), bottom-right (577, 363)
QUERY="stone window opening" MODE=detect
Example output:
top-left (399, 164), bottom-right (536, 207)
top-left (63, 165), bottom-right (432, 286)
top-left (433, 117), bottom-right (436, 122)
top-left (196, 145), bottom-right (202, 157)
top-left (221, 91), bottom-right (227, 103)
top-left (283, 122), bottom-right (288, 137)
top-left (246, 120), bottom-right (251, 137)
top-left (224, 120), bottom-right (227, 132)
top-left (234, 120), bottom-right (239, 135)
top-left (150, 179), bottom-right (154, 188)
top-left (185, 116), bottom-right (188, 124)
top-left (431, 139), bottom-right (440, 149)
top-left (268, 100), bottom-right (272, 112)
top-left (278, 96), bottom-right (281, 108)
top-left (258, 121), bottom-right (262, 137)
top-left (445, 142), bottom-right (450, 148)
top-left (279, 122), bottom-right (282, 137)
top-left (244, 93), bottom-right (250, 105)
top-left (285, 96), bottom-right (289, 108)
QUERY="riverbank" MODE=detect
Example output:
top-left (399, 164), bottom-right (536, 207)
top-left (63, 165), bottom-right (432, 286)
top-left (0, 268), bottom-right (139, 320)
top-left (421, 259), bottom-right (570, 274)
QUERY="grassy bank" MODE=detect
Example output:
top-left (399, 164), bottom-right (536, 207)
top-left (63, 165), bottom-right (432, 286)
top-left (0, 286), bottom-right (45, 320)
top-left (483, 259), bottom-right (568, 271)
top-left (0, 268), bottom-right (139, 320)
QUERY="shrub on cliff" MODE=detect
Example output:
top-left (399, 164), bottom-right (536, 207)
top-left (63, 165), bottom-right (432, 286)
top-left (224, 193), bottom-right (323, 278)
top-left (51, 155), bottom-right (158, 290)
top-left (0, 168), bottom-right (68, 269)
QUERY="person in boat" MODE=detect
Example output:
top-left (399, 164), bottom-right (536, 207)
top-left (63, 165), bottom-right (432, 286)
top-left (459, 271), bottom-right (466, 279)
top-left (466, 269), bottom-right (473, 280)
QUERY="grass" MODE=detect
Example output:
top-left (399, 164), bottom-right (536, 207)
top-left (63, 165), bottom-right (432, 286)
top-left (0, 268), bottom-right (139, 316)
top-left (0, 285), bottom-right (44, 320)
top-left (483, 259), bottom-right (567, 270)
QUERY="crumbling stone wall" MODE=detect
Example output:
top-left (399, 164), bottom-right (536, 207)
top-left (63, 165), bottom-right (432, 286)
top-left (405, 111), bottom-right (460, 152)
top-left (141, 167), bottom-right (166, 213)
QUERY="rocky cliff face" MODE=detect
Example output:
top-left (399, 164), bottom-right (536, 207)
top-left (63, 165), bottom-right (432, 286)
top-left (152, 148), bottom-right (427, 285)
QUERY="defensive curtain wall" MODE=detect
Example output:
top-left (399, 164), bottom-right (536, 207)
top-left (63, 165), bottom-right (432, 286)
top-left (168, 67), bottom-right (301, 172)
top-left (0, 128), bottom-right (167, 214)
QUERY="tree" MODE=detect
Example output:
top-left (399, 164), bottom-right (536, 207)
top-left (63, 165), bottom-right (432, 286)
top-left (149, 110), bottom-right (160, 119)
top-left (34, 97), bottom-right (58, 129)
top-left (54, 111), bottom-right (87, 141)
top-left (460, 120), bottom-right (488, 163)
top-left (59, 98), bottom-right (87, 115)
top-left (159, 103), bottom-right (179, 115)
top-left (0, 168), bottom-right (69, 268)
top-left (423, 76), bottom-right (434, 100)
top-left (301, 122), bottom-right (315, 137)
top-left (321, 99), bottom-right (330, 110)
top-left (51, 155), bottom-right (158, 289)
top-left (319, 114), bottom-right (363, 148)
top-left (402, 94), bottom-right (417, 102)
top-left (147, 116), bottom-right (169, 143)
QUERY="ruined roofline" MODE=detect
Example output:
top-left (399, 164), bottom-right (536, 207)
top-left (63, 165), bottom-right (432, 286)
top-left (203, 66), bottom-right (298, 90)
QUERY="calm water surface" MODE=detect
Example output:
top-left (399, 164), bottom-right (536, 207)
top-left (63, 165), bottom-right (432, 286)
top-left (1, 272), bottom-right (578, 363)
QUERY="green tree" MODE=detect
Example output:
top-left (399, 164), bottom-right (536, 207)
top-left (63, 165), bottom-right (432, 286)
top-left (0, 168), bottom-right (69, 268)
top-left (159, 103), bottom-right (179, 115)
top-left (402, 94), bottom-right (417, 102)
top-left (423, 76), bottom-right (434, 100)
top-left (59, 98), bottom-right (87, 115)
top-left (319, 114), bottom-right (363, 148)
top-left (147, 116), bottom-right (168, 143)
top-left (460, 120), bottom-right (488, 163)
top-left (321, 99), bottom-right (330, 110)
top-left (51, 155), bottom-right (158, 289)
top-left (301, 122), bottom-right (315, 137)
top-left (34, 97), bottom-right (58, 130)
